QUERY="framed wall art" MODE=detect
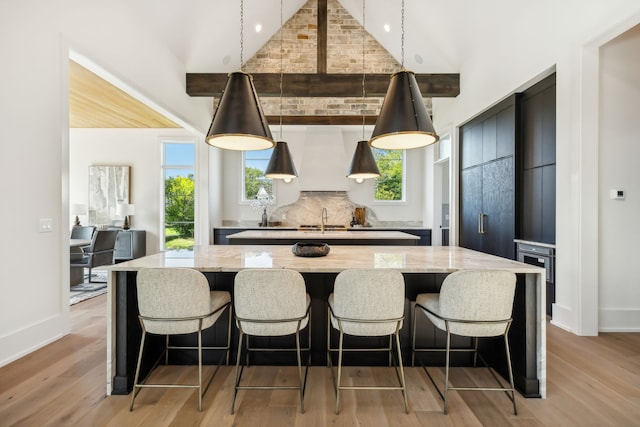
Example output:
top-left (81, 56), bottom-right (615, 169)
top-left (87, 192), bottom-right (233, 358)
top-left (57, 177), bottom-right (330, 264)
top-left (88, 165), bottom-right (130, 226)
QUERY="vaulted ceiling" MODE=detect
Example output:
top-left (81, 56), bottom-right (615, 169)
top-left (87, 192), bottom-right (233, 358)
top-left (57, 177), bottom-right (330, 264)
top-left (69, 0), bottom-right (464, 129)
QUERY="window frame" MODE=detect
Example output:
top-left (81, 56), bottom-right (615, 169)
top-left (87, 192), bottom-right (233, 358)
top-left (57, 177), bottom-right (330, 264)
top-left (161, 139), bottom-right (196, 251)
top-left (372, 148), bottom-right (407, 203)
top-left (241, 148), bottom-right (274, 203)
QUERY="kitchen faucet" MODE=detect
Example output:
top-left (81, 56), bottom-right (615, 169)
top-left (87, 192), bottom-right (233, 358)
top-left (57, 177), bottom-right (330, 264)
top-left (321, 207), bottom-right (328, 233)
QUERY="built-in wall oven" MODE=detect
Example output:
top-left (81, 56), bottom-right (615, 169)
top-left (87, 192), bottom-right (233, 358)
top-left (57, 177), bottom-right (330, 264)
top-left (515, 240), bottom-right (556, 316)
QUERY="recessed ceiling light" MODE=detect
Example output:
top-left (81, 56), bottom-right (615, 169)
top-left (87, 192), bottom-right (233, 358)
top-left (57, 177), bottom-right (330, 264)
top-left (255, 24), bottom-right (262, 32)
top-left (415, 54), bottom-right (423, 64)
top-left (222, 55), bottom-right (231, 65)
top-left (384, 24), bottom-right (391, 32)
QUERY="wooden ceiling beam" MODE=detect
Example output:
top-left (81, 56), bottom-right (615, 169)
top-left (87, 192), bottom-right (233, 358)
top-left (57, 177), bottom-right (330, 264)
top-left (186, 72), bottom-right (460, 97)
top-left (317, 0), bottom-right (327, 74)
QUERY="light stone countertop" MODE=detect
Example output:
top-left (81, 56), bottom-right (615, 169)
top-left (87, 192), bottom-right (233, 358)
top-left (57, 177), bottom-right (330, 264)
top-left (226, 229), bottom-right (420, 241)
top-left (107, 245), bottom-right (544, 275)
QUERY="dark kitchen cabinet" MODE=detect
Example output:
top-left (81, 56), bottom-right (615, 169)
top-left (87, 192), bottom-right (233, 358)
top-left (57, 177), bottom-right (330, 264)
top-left (520, 74), bottom-right (556, 245)
top-left (460, 96), bottom-right (518, 260)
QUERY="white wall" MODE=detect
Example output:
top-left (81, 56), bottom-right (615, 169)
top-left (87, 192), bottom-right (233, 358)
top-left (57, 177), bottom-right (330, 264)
top-left (216, 126), bottom-right (425, 226)
top-left (0, 0), bottom-right (209, 366)
top-left (598, 24), bottom-right (640, 331)
top-left (432, 1), bottom-right (640, 334)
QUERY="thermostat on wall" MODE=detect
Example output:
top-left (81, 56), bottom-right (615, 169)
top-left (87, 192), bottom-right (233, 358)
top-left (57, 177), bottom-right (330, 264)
top-left (610, 189), bottom-right (625, 200)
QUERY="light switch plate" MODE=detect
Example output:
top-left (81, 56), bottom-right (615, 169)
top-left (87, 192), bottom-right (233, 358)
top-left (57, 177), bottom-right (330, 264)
top-left (39, 218), bottom-right (53, 232)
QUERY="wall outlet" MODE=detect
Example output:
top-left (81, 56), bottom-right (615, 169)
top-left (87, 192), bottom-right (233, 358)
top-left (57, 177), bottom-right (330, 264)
top-left (610, 189), bottom-right (625, 200)
top-left (39, 218), bottom-right (53, 232)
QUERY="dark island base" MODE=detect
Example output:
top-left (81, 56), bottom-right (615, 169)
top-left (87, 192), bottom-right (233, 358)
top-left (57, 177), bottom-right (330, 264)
top-left (112, 271), bottom-right (540, 398)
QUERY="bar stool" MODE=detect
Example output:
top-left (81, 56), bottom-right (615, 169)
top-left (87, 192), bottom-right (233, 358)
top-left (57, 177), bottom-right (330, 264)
top-left (231, 268), bottom-right (311, 414)
top-left (130, 267), bottom-right (232, 412)
top-left (412, 269), bottom-right (518, 415)
top-left (327, 268), bottom-right (408, 414)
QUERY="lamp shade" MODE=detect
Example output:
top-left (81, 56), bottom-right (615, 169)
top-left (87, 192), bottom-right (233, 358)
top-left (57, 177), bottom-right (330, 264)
top-left (71, 203), bottom-right (87, 215)
top-left (347, 140), bottom-right (380, 179)
top-left (370, 70), bottom-right (439, 150)
top-left (205, 71), bottom-right (275, 151)
top-left (117, 203), bottom-right (135, 216)
top-left (265, 141), bottom-right (298, 179)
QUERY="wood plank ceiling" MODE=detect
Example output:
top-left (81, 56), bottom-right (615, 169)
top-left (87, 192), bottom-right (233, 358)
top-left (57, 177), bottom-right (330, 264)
top-left (69, 60), bottom-right (180, 128)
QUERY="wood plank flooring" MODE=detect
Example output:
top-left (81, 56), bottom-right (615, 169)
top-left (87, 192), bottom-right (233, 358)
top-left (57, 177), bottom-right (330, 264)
top-left (1, 294), bottom-right (639, 426)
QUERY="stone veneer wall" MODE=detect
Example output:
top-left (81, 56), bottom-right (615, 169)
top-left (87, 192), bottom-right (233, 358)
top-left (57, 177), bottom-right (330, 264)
top-left (268, 191), bottom-right (379, 227)
top-left (242, 0), bottom-right (432, 117)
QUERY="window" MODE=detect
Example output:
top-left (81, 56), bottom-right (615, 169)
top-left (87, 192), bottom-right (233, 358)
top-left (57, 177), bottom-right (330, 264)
top-left (373, 149), bottom-right (405, 201)
top-left (243, 148), bottom-right (273, 201)
top-left (162, 142), bottom-right (195, 251)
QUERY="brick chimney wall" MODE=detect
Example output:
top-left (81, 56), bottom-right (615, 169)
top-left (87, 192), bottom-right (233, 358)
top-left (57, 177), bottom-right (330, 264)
top-left (243, 0), bottom-right (432, 117)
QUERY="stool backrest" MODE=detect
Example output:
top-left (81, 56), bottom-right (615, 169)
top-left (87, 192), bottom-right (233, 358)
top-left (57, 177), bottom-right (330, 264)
top-left (439, 270), bottom-right (516, 337)
top-left (137, 268), bottom-right (212, 335)
top-left (234, 268), bottom-right (307, 336)
top-left (332, 269), bottom-right (405, 336)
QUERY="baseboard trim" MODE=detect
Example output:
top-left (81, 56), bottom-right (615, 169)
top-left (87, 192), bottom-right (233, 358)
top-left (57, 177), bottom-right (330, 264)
top-left (0, 313), bottom-right (69, 367)
top-left (549, 303), bottom-right (573, 332)
top-left (599, 308), bottom-right (640, 332)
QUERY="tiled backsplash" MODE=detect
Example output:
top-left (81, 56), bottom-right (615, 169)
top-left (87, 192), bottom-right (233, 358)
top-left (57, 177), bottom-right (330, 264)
top-left (222, 191), bottom-right (423, 228)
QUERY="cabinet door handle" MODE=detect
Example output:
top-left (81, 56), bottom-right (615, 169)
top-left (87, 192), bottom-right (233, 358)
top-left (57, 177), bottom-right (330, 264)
top-left (478, 213), bottom-right (487, 234)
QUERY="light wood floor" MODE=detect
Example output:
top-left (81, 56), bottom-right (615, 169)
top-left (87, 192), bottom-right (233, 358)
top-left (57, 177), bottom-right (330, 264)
top-left (1, 295), bottom-right (639, 427)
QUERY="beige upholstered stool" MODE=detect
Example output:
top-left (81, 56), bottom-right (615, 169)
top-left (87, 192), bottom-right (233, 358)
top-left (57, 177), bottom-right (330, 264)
top-left (129, 267), bottom-right (231, 412)
top-left (327, 268), bottom-right (408, 414)
top-left (412, 269), bottom-right (518, 415)
top-left (231, 268), bottom-right (311, 414)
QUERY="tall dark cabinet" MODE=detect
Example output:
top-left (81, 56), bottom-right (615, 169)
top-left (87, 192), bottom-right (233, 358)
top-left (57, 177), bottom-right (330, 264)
top-left (460, 95), bottom-right (518, 259)
top-left (460, 74), bottom-right (557, 316)
top-left (520, 75), bottom-right (556, 244)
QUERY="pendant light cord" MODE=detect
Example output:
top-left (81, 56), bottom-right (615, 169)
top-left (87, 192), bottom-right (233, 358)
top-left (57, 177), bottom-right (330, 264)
top-left (400, 0), bottom-right (405, 70)
top-left (361, 0), bottom-right (366, 140)
top-left (280, 0), bottom-right (284, 137)
top-left (240, 0), bottom-right (244, 69)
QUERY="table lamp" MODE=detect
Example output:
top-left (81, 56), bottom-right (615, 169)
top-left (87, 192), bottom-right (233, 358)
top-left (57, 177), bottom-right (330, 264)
top-left (117, 203), bottom-right (135, 230)
top-left (71, 203), bottom-right (87, 226)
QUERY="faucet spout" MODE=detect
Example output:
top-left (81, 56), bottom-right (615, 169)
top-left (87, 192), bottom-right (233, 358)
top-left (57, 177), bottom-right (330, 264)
top-left (321, 207), bottom-right (328, 233)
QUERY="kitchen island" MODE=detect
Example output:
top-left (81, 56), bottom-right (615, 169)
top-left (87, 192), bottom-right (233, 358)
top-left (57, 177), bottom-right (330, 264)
top-left (226, 229), bottom-right (420, 245)
top-left (106, 245), bottom-right (545, 398)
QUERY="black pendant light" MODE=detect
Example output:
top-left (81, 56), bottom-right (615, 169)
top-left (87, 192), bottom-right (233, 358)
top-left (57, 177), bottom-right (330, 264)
top-left (205, 0), bottom-right (274, 151)
top-left (348, 140), bottom-right (380, 180)
top-left (369, 0), bottom-right (439, 150)
top-left (265, 0), bottom-right (298, 180)
top-left (347, 0), bottom-right (380, 182)
top-left (266, 141), bottom-right (297, 179)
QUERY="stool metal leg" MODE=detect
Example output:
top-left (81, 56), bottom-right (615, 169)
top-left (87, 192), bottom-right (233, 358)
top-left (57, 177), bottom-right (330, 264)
top-left (335, 327), bottom-right (345, 414)
top-left (129, 331), bottom-right (146, 411)
top-left (504, 333), bottom-right (518, 415)
top-left (231, 330), bottom-right (245, 415)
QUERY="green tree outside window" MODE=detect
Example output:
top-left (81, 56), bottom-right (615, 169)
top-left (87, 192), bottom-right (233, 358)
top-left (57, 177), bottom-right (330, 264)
top-left (374, 149), bottom-right (404, 201)
top-left (165, 174), bottom-right (195, 239)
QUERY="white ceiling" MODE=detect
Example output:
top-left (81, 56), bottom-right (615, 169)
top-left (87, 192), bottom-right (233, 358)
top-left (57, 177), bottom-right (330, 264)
top-left (123, 0), bottom-right (466, 74)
